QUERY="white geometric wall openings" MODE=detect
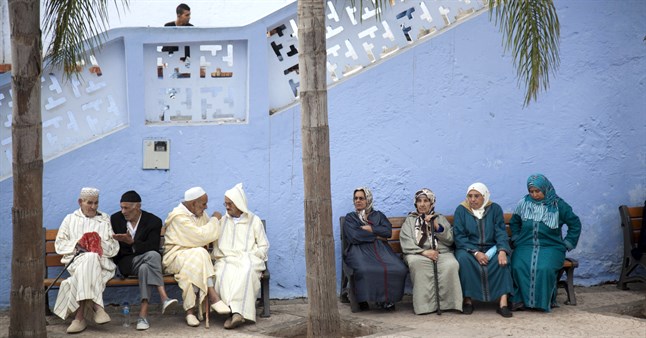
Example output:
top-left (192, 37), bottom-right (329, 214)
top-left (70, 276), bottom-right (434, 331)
top-left (266, 0), bottom-right (484, 112)
top-left (0, 38), bottom-right (128, 180)
top-left (143, 40), bottom-right (248, 124)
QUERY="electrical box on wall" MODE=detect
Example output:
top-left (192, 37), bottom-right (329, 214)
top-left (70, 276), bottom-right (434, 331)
top-left (143, 139), bottom-right (170, 170)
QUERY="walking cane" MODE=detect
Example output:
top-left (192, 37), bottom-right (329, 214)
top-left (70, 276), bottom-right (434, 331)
top-left (205, 294), bottom-right (210, 329)
top-left (44, 250), bottom-right (81, 294)
top-left (425, 215), bottom-right (442, 315)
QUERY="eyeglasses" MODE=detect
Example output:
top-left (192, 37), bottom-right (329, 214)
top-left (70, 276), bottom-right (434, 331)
top-left (353, 197), bottom-right (366, 201)
top-left (223, 202), bottom-right (233, 207)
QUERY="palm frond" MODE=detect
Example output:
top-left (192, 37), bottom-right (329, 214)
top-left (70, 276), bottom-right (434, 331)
top-left (43, 0), bottom-right (129, 78)
top-left (490, 0), bottom-right (560, 106)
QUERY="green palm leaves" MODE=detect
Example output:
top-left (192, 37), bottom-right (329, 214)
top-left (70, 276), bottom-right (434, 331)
top-left (43, 0), bottom-right (130, 77)
top-left (489, 0), bottom-right (560, 106)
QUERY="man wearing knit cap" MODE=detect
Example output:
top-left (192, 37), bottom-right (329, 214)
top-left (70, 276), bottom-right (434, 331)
top-left (213, 183), bottom-right (269, 329)
top-left (53, 187), bottom-right (120, 334)
top-left (111, 190), bottom-right (178, 330)
top-left (162, 187), bottom-right (226, 327)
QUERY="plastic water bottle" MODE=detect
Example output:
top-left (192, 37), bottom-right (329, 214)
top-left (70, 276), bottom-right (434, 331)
top-left (122, 302), bottom-right (130, 327)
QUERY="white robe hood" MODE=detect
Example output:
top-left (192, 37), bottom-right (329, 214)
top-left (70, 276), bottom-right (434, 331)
top-left (225, 183), bottom-right (249, 215)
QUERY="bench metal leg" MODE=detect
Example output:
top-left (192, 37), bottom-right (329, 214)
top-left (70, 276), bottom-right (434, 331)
top-left (347, 277), bottom-right (361, 313)
top-left (563, 266), bottom-right (576, 305)
top-left (617, 256), bottom-right (646, 290)
top-left (44, 287), bottom-right (53, 316)
top-left (260, 276), bottom-right (270, 318)
top-left (340, 269), bottom-right (350, 303)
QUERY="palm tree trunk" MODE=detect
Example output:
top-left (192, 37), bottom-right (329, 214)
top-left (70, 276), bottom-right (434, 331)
top-left (8, 0), bottom-right (46, 336)
top-left (298, 0), bottom-right (341, 337)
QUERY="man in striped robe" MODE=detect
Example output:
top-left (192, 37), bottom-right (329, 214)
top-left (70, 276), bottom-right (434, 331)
top-left (53, 187), bottom-right (120, 334)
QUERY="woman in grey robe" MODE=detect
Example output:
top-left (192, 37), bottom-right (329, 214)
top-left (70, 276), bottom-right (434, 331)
top-left (400, 188), bottom-right (463, 314)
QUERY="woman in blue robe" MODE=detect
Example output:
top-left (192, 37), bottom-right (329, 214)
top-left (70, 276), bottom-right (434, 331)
top-left (510, 174), bottom-right (582, 312)
top-left (454, 183), bottom-right (513, 317)
top-left (342, 187), bottom-right (408, 310)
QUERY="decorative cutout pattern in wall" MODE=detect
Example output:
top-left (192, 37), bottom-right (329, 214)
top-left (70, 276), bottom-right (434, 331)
top-left (266, 0), bottom-right (486, 113)
top-left (143, 40), bottom-right (248, 124)
top-left (0, 39), bottom-right (128, 180)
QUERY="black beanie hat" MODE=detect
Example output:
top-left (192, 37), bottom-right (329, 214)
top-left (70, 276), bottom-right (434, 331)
top-left (120, 190), bottom-right (142, 203)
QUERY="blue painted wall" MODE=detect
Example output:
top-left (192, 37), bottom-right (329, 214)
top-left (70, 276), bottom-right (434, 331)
top-left (1, 0), bottom-right (645, 307)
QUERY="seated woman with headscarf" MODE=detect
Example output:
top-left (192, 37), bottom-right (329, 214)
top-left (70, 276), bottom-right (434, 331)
top-left (510, 174), bottom-right (582, 312)
top-left (400, 188), bottom-right (463, 314)
top-left (454, 183), bottom-right (513, 318)
top-left (342, 187), bottom-right (408, 311)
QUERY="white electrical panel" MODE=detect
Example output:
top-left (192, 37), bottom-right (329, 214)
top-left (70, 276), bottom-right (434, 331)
top-left (143, 139), bottom-right (170, 170)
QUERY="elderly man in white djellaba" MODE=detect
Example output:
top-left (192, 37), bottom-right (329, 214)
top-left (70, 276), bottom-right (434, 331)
top-left (53, 187), bottom-right (120, 334)
top-left (211, 183), bottom-right (270, 329)
top-left (162, 187), bottom-right (228, 327)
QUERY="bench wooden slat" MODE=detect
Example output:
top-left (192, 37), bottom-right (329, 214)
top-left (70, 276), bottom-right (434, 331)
top-left (389, 229), bottom-right (400, 241)
top-left (630, 218), bottom-right (642, 230)
top-left (45, 255), bottom-right (64, 267)
top-left (389, 217), bottom-right (405, 228)
top-left (44, 275), bottom-right (178, 288)
top-left (388, 242), bottom-right (402, 254)
top-left (627, 206), bottom-right (643, 218)
top-left (45, 229), bottom-right (58, 241)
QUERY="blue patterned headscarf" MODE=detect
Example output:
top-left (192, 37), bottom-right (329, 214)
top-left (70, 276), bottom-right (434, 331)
top-left (514, 174), bottom-right (560, 229)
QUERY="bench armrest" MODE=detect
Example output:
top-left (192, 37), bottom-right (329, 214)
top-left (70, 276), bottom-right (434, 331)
top-left (564, 257), bottom-right (579, 268)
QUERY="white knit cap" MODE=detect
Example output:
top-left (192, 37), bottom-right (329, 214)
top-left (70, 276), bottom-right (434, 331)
top-left (184, 186), bottom-right (206, 201)
top-left (79, 187), bottom-right (99, 199)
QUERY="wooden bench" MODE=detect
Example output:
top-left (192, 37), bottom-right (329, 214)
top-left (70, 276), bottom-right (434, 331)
top-left (340, 213), bottom-right (579, 312)
top-left (618, 204), bottom-right (646, 290)
top-left (43, 224), bottom-right (271, 318)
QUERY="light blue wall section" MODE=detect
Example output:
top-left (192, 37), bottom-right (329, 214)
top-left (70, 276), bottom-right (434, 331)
top-left (1, 0), bottom-right (645, 307)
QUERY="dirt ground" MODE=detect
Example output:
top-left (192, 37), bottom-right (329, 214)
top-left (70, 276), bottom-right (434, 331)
top-left (1, 283), bottom-right (645, 337)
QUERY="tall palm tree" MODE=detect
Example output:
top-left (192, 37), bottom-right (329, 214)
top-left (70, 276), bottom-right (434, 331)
top-left (8, 1), bottom-right (128, 336)
top-left (8, 0), bottom-right (45, 336)
top-left (298, 0), bottom-right (342, 336)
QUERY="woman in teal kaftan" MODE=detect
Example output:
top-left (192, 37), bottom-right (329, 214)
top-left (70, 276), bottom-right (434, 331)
top-left (510, 174), bottom-right (581, 312)
top-left (454, 183), bottom-right (513, 317)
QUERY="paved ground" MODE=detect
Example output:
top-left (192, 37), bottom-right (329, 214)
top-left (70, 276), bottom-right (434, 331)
top-left (2, 283), bottom-right (645, 337)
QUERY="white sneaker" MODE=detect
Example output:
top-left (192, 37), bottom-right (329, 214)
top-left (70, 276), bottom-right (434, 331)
top-left (186, 314), bottom-right (200, 327)
top-left (136, 317), bottom-right (150, 330)
top-left (162, 298), bottom-right (178, 314)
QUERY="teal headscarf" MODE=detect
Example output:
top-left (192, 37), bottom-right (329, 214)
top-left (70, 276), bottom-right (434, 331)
top-left (514, 174), bottom-right (560, 229)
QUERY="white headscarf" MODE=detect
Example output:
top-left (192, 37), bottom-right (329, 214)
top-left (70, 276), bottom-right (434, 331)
top-left (466, 182), bottom-right (490, 220)
top-left (224, 183), bottom-right (249, 215)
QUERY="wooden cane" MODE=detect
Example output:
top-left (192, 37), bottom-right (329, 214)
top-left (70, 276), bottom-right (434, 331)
top-left (429, 215), bottom-right (442, 315)
top-left (205, 296), bottom-right (210, 328)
